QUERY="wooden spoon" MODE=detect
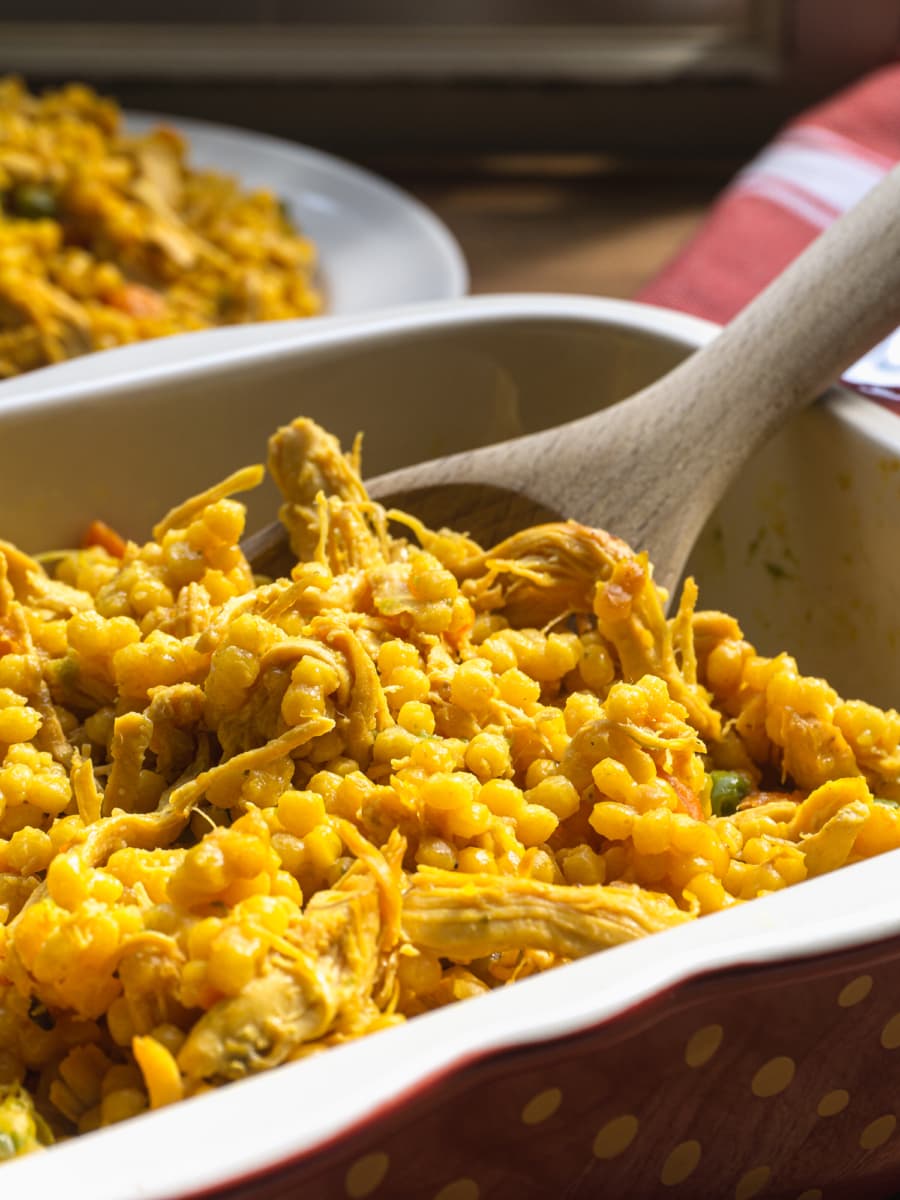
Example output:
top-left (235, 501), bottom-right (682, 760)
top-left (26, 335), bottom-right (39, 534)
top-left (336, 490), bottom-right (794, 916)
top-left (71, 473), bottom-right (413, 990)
top-left (244, 165), bottom-right (900, 598)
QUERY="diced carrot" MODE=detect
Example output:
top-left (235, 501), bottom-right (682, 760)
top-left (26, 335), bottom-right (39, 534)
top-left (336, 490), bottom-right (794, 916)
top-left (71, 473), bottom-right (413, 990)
top-left (82, 519), bottom-right (127, 557)
top-left (661, 769), bottom-right (705, 821)
top-left (106, 282), bottom-right (168, 319)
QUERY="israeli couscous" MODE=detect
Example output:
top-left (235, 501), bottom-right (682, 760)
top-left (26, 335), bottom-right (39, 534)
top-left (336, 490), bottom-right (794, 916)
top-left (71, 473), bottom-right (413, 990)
top-left (1, 416), bottom-right (899, 1160)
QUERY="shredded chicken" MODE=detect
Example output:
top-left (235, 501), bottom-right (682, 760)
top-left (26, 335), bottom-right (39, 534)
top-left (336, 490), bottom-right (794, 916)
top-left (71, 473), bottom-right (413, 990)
top-left (401, 870), bottom-right (692, 960)
top-left (178, 878), bottom-right (383, 1083)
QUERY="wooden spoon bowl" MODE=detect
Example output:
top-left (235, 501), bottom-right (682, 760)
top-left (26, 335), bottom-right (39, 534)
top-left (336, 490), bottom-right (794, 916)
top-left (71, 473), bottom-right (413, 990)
top-left (244, 165), bottom-right (900, 598)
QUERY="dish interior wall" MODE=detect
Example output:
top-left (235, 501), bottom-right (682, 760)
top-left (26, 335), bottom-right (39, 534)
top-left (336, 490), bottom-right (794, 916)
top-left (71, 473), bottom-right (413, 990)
top-left (0, 316), bottom-right (894, 704)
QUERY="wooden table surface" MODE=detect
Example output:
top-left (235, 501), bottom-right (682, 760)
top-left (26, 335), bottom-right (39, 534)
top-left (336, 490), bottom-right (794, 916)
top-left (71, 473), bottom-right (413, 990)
top-left (407, 168), bottom-right (730, 300)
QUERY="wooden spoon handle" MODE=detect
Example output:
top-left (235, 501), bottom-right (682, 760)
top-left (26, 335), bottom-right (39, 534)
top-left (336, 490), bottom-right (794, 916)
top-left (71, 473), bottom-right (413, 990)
top-left (599, 160), bottom-right (900, 586)
top-left (633, 161), bottom-right (900, 475)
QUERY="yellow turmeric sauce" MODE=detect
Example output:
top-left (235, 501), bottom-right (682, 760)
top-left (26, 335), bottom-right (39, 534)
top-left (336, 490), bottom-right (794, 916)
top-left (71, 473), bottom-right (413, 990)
top-left (1, 416), bottom-right (899, 1159)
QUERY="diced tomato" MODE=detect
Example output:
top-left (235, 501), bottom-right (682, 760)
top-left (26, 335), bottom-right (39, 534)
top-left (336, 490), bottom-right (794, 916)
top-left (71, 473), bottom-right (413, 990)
top-left (82, 519), bottom-right (127, 557)
top-left (660, 769), bottom-right (705, 821)
top-left (106, 283), bottom-right (167, 319)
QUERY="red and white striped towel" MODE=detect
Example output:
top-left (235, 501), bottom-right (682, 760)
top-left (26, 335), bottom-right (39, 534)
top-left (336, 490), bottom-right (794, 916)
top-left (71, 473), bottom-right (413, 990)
top-left (637, 63), bottom-right (900, 402)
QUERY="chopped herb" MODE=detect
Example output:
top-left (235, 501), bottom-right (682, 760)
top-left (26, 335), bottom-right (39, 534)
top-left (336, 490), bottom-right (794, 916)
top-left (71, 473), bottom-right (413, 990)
top-left (27, 998), bottom-right (54, 1030)
top-left (215, 286), bottom-right (235, 318)
top-left (56, 656), bottom-right (81, 686)
top-left (10, 183), bottom-right (57, 220)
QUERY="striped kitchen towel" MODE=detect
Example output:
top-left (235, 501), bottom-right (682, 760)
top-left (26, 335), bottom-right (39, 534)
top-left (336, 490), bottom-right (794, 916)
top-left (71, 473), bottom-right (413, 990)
top-left (637, 62), bottom-right (900, 401)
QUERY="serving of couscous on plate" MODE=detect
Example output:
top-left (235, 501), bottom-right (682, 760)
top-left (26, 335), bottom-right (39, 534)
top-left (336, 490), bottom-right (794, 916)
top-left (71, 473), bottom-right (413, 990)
top-left (0, 78), bottom-right (323, 379)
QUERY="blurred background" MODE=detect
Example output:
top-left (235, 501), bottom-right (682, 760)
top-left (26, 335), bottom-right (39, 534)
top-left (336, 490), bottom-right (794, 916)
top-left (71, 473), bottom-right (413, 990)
top-left (3, 0), bottom-right (899, 297)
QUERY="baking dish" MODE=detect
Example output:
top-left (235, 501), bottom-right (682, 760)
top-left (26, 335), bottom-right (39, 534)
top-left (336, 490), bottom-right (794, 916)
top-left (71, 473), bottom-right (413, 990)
top-left (2, 295), bottom-right (899, 1200)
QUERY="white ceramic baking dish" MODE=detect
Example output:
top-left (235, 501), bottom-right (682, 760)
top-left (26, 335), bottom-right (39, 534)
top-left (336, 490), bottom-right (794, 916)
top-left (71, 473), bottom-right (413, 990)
top-left (3, 295), bottom-right (900, 1200)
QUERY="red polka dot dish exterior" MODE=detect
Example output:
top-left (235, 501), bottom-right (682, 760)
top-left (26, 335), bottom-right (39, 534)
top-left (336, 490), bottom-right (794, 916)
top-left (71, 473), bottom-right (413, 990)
top-left (182, 917), bottom-right (900, 1200)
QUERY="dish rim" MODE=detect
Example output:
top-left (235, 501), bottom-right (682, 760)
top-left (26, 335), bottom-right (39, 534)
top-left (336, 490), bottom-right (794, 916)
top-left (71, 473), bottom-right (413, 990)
top-left (3, 292), bottom-right (900, 460)
top-left (2, 292), bottom-right (900, 1198)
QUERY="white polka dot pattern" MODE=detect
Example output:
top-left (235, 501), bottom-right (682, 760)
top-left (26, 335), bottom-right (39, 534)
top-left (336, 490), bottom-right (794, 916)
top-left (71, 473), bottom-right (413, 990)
top-left (817, 1089), bottom-right (849, 1117)
top-left (593, 1114), bottom-right (639, 1160)
top-left (685, 1024), bottom-right (724, 1068)
top-left (837, 974), bottom-right (873, 1008)
top-left (880, 1012), bottom-right (900, 1050)
top-left (345, 1152), bottom-right (390, 1199)
top-left (521, 1087), bottom-right (562, 1126)
top-left (860, 1114), bottom-right (896, 1151)
top-left (660, 1140), bottom-right (702, 1187)
top-left (734, 1165), bottom-right (771, 1199)
top-left (751, 1056), bottom-right (795, 1098)
top-left (433, 1179), bottom-right (480, 1200)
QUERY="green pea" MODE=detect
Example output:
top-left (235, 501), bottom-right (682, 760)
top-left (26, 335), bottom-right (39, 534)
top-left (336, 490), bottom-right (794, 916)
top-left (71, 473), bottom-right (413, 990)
top-left (10, 183), bottom-right (58, 220)
top-left (27, 997), bottom-right (54, 1030)
top-left (709, 770), bottom-right (752, 817)
top-left (216, 286), bottom-right (234, 317)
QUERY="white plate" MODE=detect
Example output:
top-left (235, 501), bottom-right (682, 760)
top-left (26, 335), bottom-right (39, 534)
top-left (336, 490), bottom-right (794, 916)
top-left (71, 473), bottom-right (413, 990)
top-left (0, 111), bottom-right (468, 398)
